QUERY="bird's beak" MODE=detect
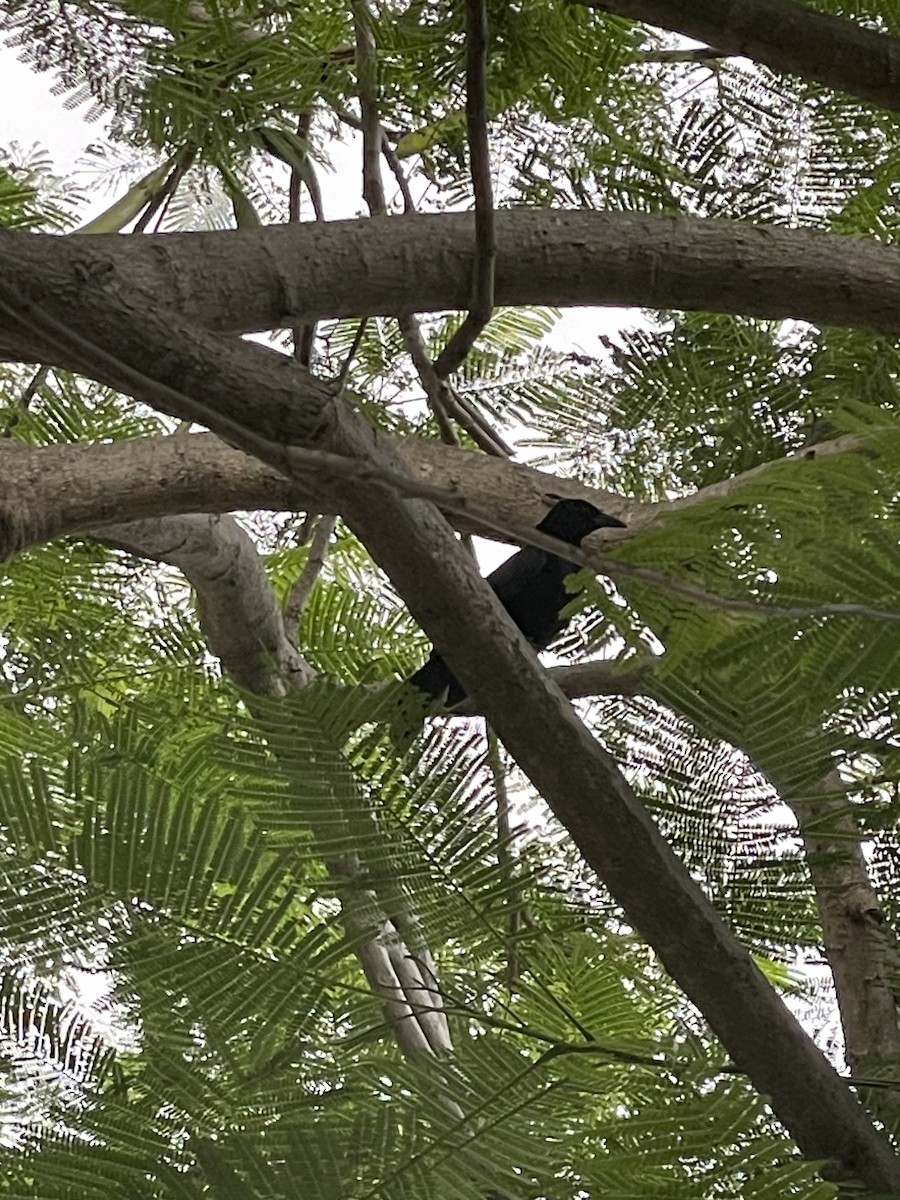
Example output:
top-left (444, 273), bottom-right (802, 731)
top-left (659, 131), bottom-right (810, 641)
top-left (595, 513), bottom-right (627, 530)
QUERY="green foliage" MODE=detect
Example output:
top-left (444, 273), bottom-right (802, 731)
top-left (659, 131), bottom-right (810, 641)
top-left (4, 0), bottom-right (900, 1194)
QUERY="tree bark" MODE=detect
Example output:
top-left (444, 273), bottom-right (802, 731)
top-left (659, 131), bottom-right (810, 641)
top-left (576, 0), bottom-right (900, 115)
top-left (5, 212), bottom-right (900, 355)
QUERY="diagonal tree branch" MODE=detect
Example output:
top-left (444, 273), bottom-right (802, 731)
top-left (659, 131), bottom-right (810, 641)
top-left (573, 0), bottom-right (900, 114)
top-left (98, 513), bottom-right (313, 694)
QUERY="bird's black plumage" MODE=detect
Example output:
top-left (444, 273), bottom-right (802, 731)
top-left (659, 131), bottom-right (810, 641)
top-left (407, 499), bottom-right (626, 707)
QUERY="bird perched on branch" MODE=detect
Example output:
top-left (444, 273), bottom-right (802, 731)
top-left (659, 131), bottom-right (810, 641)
top-left (407, 497), bottom-right (626, 708)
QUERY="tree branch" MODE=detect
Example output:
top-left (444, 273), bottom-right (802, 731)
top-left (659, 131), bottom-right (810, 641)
top-left (283, 512), bottom-right (337, 633)
top-left (433, 0), bottom-right (496, 379)
top-left (573, 0), bottom-right (900, 115)
top-left (98, 513), bottom-right (314, 695)
top-left (7, 212), bottom-right (900, 356)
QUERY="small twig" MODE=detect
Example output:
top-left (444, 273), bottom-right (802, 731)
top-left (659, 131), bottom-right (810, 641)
top-left (330, 103), bottom-right (403, 143)
top-left (433, 0), bottom-right (495, 379)
top-left (636, 45), bottom-right (726, 63)
top-left (439, 385), bottom-right (512, 457)
top-left (133, 145), bottom-right (197, 234)
top-left (335, 318), bottom-right (370, 388)
top-left (400, 316), bottom-right (511, 456)
top-left (608, 557), bottom-right (900, 625)
top-left (290, 111), bottom-right (321, 366)
top-left (1, 364), bottom-right (48, 437)
top-left (381, 135), bottom-right (415, 213)
top-left (398, 315), bottom-right (459, 445)
top-left (284, 513), bottom-right (337, 632)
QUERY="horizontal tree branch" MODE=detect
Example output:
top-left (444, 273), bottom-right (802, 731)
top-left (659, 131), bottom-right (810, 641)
top-left (5, 211), bottom-right (900, 362)
top-left (0, 431), bottom-right (634, 558)
top-left (0, 419), bottom-right (873, 566)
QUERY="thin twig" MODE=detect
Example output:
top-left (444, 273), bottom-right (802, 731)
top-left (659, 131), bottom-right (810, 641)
top-left (399, 315), bottom-right (460, 445)
top-left (284, 513), bottom-right (337, 631)
top-left (1, 364), bottom-right (48, 437)
top-left (400, 316), bottom-right (511, 456)
top-left (439, 385), bottom-right (512, 457)
top-left (290, 111), bottom-right (321, 366)
top-left (433, 0), bottom-right (495, 379)
top-left (335, 318), bottom-right (370, 388)
top-left (636, 45), bottom-right (726, 63)
top-left (133, 145), bottom-right (197, 234)
top-left (381, 135), bottom-right (415, 213)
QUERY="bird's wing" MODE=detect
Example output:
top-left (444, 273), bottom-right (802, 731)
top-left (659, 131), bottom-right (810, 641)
top-left (486, 545), bottom-right (550, 606)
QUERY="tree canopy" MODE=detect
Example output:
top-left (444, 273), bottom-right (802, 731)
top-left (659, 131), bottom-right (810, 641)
top-left (1, 0), bottom-right (900, 1196)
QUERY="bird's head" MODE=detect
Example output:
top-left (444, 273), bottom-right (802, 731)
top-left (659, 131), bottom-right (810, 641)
top-left (538, 496), bottom-right (626, 546)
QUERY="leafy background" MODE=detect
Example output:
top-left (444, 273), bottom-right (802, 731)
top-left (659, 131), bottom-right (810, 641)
top-left (0, 0), bottom-right (899, 1195)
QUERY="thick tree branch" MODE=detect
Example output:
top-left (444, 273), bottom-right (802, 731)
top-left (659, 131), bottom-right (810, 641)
top-left (6, 213), bottom-right (900, 358)
top-left (574, 0), bottom-right (900, 115)
top-left (0, 426), bottom-right (877, 565)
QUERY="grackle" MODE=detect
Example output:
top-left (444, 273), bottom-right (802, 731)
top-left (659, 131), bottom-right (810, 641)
top-left (407, 498), bottom-right (626, 707)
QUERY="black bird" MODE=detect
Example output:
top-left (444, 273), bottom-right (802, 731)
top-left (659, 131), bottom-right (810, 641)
top-left (407, 498), bottom-right (626, 707)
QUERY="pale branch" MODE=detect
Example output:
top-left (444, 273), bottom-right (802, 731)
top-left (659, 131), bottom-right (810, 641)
top-left (432, 0), bottom-right (496, 380)
top-left (1, 287), bottom-right (455, 1072)
top-left (98, 514), bottom-right (314, 695)
top-left (8, 212), bottom-right (900, 354)
top-left (283, 512), bottom-right (337, 632)
top-left (791, 768), bottom-right (900, 1076)
top-left (351, 906), bottom-right (456, 1061)
top-left (573, 0), bottom-right (900, 115)
top-left (3, 261), bottom-right (898, 1187)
